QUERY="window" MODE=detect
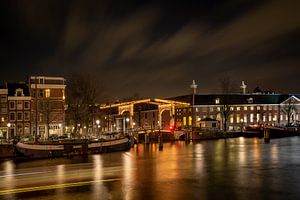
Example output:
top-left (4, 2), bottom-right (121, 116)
top-left (209, 107), bottom-right (214, 112)
top-left (24, 101), bottom-right (30, 109)
top-left (39, 89), bottom-right (43, 97)
top-left (217, 107), bottom-right (221, 111)
top-left (45, 89), bottom-right (50, 98)
top-left (244, 115), bottom-right (247, 123)
top-left (9, 112), bottom-right (15, 121)
top-left (24, 112), bottom-right (30, 121)
top-left (230, 107), bottom-right (234, 111)
top-left (236, 114), bottom-right (240, 123)
top-left (215, 98), bottom-right (220, 104)
top-left (1, 117), bottom-right (4, 122)
top-left (250, 106), bottom-right (254, 111)
top-left (0, 96), bottom-right (7, 103)
top-left (237, 107), bottom-right (241, 111)
top-left (257, 114), bottom-right (260, 122)
top-left (183, 117), bottom-right (187, 126)
top-left (257, 106), bottom-right (261, 110)
top-left (62, 89), bottom-right (65, 100)
top-left (188, 116), bottom-right (192, 126)
top-left (17, 101), bottom-right (23, 110)
top-left (244, 106), bottom-right (248, 111)
top-left (15, 88), bottom-right (24, 96)
top-left (250, 113), bottom-right (254, 122)
top-left (17, 124), bottom-right (23, 134)
top-left (269, 114), bottom-right (272, 122)
top-left (24, 124), bottom-right (30, 134)
top-left (9, 101), bottom-right (15, 109)
top-left (273, 115), bottom-right (277, 121)
top-left (17, 112), bottom-right (23, 121)
top-left (230, 115), bottom-right (234, 123)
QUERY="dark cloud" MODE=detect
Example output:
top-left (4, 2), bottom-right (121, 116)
top-left (1, 0), bottom-right (300, 100)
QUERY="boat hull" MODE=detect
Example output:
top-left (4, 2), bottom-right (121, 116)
top-left (16, 138), bottom-right (131, 158)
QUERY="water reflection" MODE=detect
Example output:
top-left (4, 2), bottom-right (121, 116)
top-left (0, 137), bottom-right (300, 199)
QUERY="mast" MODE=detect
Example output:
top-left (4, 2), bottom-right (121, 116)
top-left (35, 76), bottom-right (38, 143)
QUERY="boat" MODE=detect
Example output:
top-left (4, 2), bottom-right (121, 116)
top-left (15, 137), bottom-right (133, 158)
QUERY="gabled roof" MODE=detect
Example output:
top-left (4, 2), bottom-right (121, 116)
top-left (168, 94), bottom-right (300, 105)
top-left (7, 83), bottom-right (30, 96)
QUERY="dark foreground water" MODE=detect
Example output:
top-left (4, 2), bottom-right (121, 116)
top-left (1, 137), bottom-right (300, 200)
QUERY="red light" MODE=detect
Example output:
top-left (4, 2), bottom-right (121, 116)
top-left (169, 126), bottom-right (173, 130)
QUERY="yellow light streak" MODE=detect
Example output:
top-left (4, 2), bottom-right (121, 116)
top-left (0, 178), bottom-right (121, 196)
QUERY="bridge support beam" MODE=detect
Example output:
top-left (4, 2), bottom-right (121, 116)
top-left (264, 128), bottom-right (270, 143)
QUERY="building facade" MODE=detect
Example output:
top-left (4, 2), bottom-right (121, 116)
top-left (7, 83), bottom-right (32, 138)
top-left (28, 76), bottom-right (66, 139)
top-left (0, 84), bottom-right (8, 139)
top-left (172, 94), bottom-right (300, 131)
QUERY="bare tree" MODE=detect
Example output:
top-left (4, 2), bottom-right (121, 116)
top-left (281, 98), bottom-right (298, 126)
top-left (66, 73), bottom-right (104, 137)
top-left (219, 76), bottom-right (235, 132)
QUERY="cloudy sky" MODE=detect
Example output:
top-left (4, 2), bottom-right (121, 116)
top-left (1, 0), bottom-right (300, 99)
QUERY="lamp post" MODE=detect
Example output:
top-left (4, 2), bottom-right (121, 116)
top-left (126, 117), bottom-right (130, 135)
top-left (190, 80), bottom-right (197, 142)
top-left (7, 123), bottom-right (11, 141)
top-left (96, 119), bottom-right (100, 138)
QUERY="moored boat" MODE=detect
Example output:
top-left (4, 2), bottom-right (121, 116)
top-left (16, 137), bottom-right (132, 158)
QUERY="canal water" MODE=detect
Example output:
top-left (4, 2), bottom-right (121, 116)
top-left (1, 137), bottom-right (300, 200)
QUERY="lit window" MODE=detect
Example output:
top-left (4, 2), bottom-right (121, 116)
top-left (263, 115), bottom-right (266, 122)
top-left (209, 107), bottom-right (214, 112)
top-left (280, 115), bottom-right (283, 121)
top-left (45, 89), bottom-right (51, 98)
top-left (244, 107), bottom-right (248, 111)
top-left (236, 114), bottom-right (240, 123)
top-left (237, 107), bottom-right (241, 111)
top-left (269, 114), bottom-right (272, 122)
top-left (230, 115), bottom-right (234, 123)
top-left (257, 106), bottom-right (260, 110)
top-left (215, 98), bottom-right (220, 104)
top-left (256, 114), bottom-right (260, 122)
top-left (230, 107), bottom-right (234, 111)
top-left (244, 116), bottom-right (247, 123)
top-left (62, 89), bottom-right (65, 100)
top-left (250, 113), bottom-right (254, 122)
top-left (250, 106), bottom-right (254, 111)
top-left (188, 116), bottom-right (192, 126)
top-left (217, 107), bottom-right (221, 111)
top-left (183, 117), bottom-right (186, 126)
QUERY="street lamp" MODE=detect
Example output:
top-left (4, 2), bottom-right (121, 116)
top-left (96, 120), bottom-right (100, 138)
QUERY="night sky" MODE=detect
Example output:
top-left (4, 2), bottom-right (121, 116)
top-left (1, 0), bottom-right (300, 99)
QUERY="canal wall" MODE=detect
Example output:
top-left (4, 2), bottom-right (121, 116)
top-left (0, 144), bottom-right (15, 158)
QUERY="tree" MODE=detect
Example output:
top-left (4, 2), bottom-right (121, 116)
top-left (281, 97), bottom-right (298, 126)
top-left (66, 73), bottom-right (104, 137)
top-left (219, 76), bottom-right (235, 132)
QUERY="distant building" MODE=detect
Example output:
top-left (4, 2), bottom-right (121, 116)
top-left (0, 83), bottom-right (8, 139)
top-left (28, 76), bottom-right (66, 139)
top-left (171, 94), bottom-right (300, 131)
top-left (7, 83), bottom-right (31, 138)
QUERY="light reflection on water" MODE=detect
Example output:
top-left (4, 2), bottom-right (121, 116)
top-left (0, 137), bottom-right (300, 199)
